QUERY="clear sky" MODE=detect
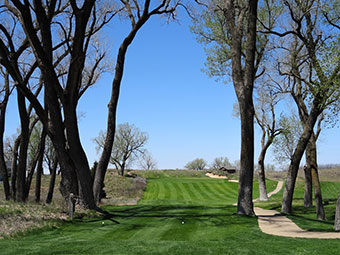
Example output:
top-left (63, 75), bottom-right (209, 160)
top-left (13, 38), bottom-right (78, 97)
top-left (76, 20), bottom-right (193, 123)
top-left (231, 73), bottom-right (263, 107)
top-left (4, 9), bottom-right (340, 170)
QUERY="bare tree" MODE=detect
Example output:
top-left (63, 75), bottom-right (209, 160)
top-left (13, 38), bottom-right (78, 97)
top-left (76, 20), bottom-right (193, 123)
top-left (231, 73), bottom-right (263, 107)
top-left (254, 85), bottom-right (281, 201)
top-left (210, 157), bottom-right (232, 170)
top-left (139, 152), bottom-right (157, 170)
top-left (93, 0), bottom-right (182, 203)
top-left (0, 1), bottom-right (116, 210)
top-left (94, 123), bottom-right (148, 176)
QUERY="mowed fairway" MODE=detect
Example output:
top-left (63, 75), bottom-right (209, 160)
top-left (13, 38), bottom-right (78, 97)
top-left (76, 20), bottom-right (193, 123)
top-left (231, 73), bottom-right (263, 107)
top-left (1, 176), bottom-right (340, 255)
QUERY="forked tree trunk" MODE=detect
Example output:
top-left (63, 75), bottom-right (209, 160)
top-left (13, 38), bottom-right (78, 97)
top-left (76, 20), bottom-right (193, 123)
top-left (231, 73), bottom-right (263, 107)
top-left (303, 164), bottom-right (313, 208)
top-left (44, 85), bottom-right (79, 205)
top-left (307, 134), bottom-right (325, 220)
top-left (281, 106), bottom-right (320, 214)
top-left (64, 105), bottom-right (96, 209)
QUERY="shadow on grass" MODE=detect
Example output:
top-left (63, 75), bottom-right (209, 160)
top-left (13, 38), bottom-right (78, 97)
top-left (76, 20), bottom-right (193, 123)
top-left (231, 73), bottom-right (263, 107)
top-left (70, 204), bottom-right (247, 227)
top-left (103, 204), bottom-right (237, 217)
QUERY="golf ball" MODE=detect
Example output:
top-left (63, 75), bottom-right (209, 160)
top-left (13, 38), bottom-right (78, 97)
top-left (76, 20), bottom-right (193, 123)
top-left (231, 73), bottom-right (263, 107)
top-left (182, 221), bottom-right (184, 224)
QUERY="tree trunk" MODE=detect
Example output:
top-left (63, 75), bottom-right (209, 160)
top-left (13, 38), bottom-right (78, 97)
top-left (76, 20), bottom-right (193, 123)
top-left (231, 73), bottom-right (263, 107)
top-left (93, 16), bottom-right (150, 203)
top-left (307, 134), bottom-right (325, 220)
top-left (236, 94), bottom-right (255, 215)
top-left (334, 190), bottom-right (340, 231)
top-left (120, 161), bottom-right (126, 177)
top-left (46, 156), bottom-right (58, 204)
top-left (0, 71), bottom-right (10, 200)
top-left (0, 147), bottom-right (10, 200)
top-left (16, 90), bottom-right (30, 202)
top-left (25, 151), bottom-right (39, 200)
top-left (10, 137), bottom-right (20, 200)
top-left (258, 139), bottom-right (272, 201)
top-left (234, 0), bottom-right (257, 216)
top-left (64, 104), bottom-right (96, 209)
top-left (303, 164), bottom-right (313, 208)
top-left (0, 110), bottom-right (10, 200)
top-left (281, 106), bottom-right (321, 214)
top-left (35, 127), bottom-right (47, 202)
top-left (44, 84), bottom-right (79, 205)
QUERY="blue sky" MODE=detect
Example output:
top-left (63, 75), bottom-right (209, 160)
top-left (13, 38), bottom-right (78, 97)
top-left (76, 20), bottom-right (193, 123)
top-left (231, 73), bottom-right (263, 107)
top-left (5, 9), bottom-right (340, 170)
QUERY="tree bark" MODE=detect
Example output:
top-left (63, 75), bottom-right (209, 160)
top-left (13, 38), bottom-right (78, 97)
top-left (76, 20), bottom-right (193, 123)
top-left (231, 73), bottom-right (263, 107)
top-left (64, 103), bottom-right (96, 209)
top-left (0, 70), bottom-right (10, 200)
top-left (234, 0), bottom-right (257, 216)
top-left (303, 164), bottom-right (313, 207)
top-left (10, 137), bottom-right (20, 200)
top-left (237, 96), bottom-right (255, 215)
top-left (307, 134), bottom-right (325, 220)
top-left (258, 139), bottom-right (272, 201)
top-left (16, 90), bottom-right (30, 202)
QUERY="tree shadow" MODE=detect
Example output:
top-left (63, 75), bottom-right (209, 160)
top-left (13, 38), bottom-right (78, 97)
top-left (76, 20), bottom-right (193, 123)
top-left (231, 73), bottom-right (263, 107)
top-left (71, 204), bottom-right (247, 228)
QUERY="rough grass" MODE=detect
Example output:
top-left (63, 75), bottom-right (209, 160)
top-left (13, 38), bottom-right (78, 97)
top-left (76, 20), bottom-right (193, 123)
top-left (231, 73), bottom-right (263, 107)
top-left (0, 170), bottom-right (146, 238)
top-left (1, 176), bottom-right (340, 255)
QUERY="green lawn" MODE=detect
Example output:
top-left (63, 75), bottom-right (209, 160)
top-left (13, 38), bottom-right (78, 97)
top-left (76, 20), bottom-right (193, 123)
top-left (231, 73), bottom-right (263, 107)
top-left (1, 176), bottom-right (340, 255)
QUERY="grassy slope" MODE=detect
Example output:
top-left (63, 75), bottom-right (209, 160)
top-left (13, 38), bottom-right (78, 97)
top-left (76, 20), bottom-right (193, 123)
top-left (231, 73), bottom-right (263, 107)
top-left (1, 175), bottom-right (340, 255)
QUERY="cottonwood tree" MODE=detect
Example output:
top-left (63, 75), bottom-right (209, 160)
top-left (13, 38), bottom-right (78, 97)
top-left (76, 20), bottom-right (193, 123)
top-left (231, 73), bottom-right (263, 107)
top-left (0, 13), bottom-right (42, 201)
top-left (260, 0), bottom-right (340, 214)
top-left (235, 82), bottom-right (281, 201)
top-left (0, 1), bottom-right (117, 210)
top-left (191, 0), bottom-right (279, 215)
top-left (272, 114), bottom-right (302, 164)
top-left (254, 85), bottom-right (281, 201)
top-left (94, 123), bottom-right (149, 176)
top-left (210, 157), bottom-right (232, 170)
top-left (319, 0), bottom-right (340, 230)
top-left (139, 152), bottom-right (157, 170)
top-left (93, 0), bottom-right (182, 203)
top-left (185, 158), bottom-right (207, 170)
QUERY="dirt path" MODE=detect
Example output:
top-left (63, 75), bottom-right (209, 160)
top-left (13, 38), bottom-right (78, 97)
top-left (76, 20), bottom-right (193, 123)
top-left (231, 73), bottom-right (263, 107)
top-left (205, 175), bottom-right (340, 239)
top-left (255, 181), bottom-right (340, 239)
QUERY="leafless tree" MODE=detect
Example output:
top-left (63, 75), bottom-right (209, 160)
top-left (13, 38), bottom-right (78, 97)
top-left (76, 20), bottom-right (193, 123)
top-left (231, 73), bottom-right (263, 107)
top-left (94, 0), bottom-right (182, 203)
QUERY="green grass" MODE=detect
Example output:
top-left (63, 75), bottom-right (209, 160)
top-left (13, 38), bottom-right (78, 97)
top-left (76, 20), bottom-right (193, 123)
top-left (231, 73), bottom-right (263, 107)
top-left (1, 176), bottom-right (340, 255)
